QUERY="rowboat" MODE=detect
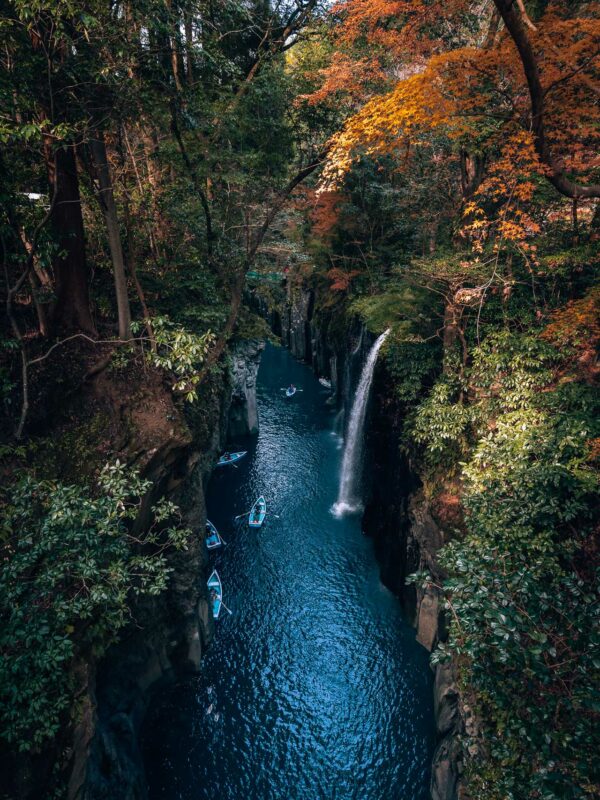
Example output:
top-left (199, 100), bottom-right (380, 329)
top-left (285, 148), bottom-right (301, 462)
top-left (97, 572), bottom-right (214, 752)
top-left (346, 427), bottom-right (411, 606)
top-left (207, 570), bottom-right (222, 619)
top-left (248, 496), bottom-right (267, 528)
top-left (216, 451), bottom-right (247, 467)
top-left (205, 520), bottom-right (222, 550)
top-left (285, 386), bottom-right (297, 397)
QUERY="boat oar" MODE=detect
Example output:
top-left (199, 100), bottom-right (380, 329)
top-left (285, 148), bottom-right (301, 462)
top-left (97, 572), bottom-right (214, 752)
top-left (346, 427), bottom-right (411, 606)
top-left (219, 535), bottom-right (228, 546)
top-left (234, 510), bottom-right (251, 519)
top-left (220, 600), bottom-right (233, 615)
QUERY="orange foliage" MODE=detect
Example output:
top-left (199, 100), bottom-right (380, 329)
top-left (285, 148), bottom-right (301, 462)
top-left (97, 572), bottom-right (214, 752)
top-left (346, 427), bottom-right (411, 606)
top-left (332, 0), bottom-right (468, 57)
top-left (542, 286), bottom-right (600, 352)
top-left (317, 0), bottom-right (600, 201)
top-left (303, 56), bottom-right (386, 105)
top-left (326, 267), bottom-right (361, 291)
top-left (542, 287), bottom-right (600, 382)
top-left (309, 190), bottom-right (343, 242)
top-left (462, 130), bottom-right (542, 254)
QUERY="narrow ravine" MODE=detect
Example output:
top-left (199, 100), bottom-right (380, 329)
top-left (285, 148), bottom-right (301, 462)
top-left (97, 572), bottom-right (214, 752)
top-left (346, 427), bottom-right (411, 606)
top-left (143, 343), bottom-right (434, 799)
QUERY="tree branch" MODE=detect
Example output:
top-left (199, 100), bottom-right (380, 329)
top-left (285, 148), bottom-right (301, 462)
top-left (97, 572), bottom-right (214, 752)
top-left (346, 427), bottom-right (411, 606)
top-left (170, 103), bottom-right (214, 259)
top-left (493, 0), bottom-right (600, 199)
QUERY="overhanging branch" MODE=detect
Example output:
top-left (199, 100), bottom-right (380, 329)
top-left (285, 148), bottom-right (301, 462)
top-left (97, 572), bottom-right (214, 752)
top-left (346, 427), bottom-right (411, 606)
top-left (494, 0), bottom-right (600, 199)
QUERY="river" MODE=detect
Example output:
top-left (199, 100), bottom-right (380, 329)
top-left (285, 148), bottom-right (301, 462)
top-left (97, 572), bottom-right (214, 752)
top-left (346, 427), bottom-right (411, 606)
top-left (143, 342), bottom-right (434, 799)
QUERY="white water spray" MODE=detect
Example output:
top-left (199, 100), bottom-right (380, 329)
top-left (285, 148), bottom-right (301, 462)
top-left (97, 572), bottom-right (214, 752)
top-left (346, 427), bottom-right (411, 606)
top-left (332, 329), bottom-right (390, 517)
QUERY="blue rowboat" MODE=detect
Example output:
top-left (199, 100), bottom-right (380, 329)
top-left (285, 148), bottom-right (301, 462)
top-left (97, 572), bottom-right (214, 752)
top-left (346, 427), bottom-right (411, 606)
top-left (205, 520), bottom-right (222, 550)
top-left (207, 570), bottom-right (222, 619)
top-left (285, 386), bottom-right (296, 397)
top-left (216, 451), bottom-right (247, 467)
top-left (249, 496), bottom-right (267, 528)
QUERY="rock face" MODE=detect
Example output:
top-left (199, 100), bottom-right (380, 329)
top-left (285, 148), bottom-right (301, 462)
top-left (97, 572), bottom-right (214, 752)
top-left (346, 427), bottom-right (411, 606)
top-left (228, 339), bottom-right (265, 439)
top-left (281, 287), bottom-right (313, 361)
top-left (364, 368), bottom-right (463, 800)
top-left (67, 371), bottom-right (232, 800)
top-left (66, 338), bottom-right (265, 799)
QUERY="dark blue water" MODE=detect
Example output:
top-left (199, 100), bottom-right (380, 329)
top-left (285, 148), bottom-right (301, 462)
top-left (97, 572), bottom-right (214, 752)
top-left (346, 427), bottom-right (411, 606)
top-left (143, 343), bottom-right (434, 799)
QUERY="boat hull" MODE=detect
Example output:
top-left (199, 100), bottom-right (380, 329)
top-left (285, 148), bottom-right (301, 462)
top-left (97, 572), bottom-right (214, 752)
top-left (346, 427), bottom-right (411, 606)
top-left (207, 570), bottom-right (223, 619)
top-left (249, 496), bottom-right (267, 528)
top-left (205, 520), bottom-right (221, 550)
top-left (216, 450), bottom-right (247, 467)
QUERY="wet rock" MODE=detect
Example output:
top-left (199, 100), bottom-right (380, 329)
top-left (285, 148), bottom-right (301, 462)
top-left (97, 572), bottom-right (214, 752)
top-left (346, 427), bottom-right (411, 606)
top-left (228, 339), bottom-right (265, 438)
top-left (430, 734), bottom-right (461, 800)
top-left (434, 662), bottom-right (459, 737)
top-left (286, 289), bottom-right (314, 361)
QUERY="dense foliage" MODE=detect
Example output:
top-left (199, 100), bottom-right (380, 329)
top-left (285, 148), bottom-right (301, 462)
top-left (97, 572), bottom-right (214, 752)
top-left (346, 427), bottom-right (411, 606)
top-left (296, 2), bottom-right (600, 798)
top-left (0, 0), bottom-right (598, 796)
top-left (408, 335), bottom-right (600, 797)
top-left (0, 461), bottom-right (189, 752)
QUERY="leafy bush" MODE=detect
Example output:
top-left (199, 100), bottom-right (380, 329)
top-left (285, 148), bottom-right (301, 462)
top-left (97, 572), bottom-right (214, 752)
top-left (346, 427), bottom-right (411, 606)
top-left (385, 337), bottom-right (441, 405)
top-left (409, 377), bottom-right (472, 469)
top-left (0, 462), bottom-right (189, 752)
top-left (132, 316), bottom-right (215, 402)
top-left (407, 326), bottom-right (600, 798)
top-left (468, 331), bottom-right (560, 413)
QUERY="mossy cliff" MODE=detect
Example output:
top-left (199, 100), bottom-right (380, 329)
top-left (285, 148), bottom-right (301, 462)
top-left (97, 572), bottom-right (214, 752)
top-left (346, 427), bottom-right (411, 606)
top-left (1, 339), bottom-right (261, 799)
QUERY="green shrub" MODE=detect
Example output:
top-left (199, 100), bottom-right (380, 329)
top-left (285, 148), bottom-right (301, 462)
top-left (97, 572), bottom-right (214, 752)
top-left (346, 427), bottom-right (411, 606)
top-left (408, 328), bottom-right (600, 798)
top-left (0, 461), bottom-right (189, 752)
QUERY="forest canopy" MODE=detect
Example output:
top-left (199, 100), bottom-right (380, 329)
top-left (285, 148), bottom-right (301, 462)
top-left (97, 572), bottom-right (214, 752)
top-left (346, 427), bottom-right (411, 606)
top-left (1, 0), bottom-right (599, 798)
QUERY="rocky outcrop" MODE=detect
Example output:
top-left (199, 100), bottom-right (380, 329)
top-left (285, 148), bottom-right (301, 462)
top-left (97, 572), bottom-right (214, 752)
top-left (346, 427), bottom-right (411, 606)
top-left (64, 368), bottom-right (232, 800)
top-left (406, 495), bottom-right (463, 800)
top-left (282, 288), bottom-right (313, 361)
top-left (228, 339), bottom-right (265, 439)
top-left (430, 661), bottom-right (461, 800)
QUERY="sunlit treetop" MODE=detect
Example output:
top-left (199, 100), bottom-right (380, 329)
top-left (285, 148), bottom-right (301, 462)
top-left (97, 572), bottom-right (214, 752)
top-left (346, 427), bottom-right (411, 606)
top-left (314, 0), bottom-right (600, 204)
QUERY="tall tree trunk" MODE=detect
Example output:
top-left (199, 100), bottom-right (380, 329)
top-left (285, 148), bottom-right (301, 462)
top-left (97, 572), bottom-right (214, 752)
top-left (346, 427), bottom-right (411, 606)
top-left (493, 0), bottom-right (600, 199)
top-left (184, 13), bottom-right (194, 86)
top-left (442, 296), bottom-right (467, 372)
top-left (89, 131), bottom-right (132, 340)
top-left (45, 143), bottom-right (96, 334)
top-left (28, 271), bottom-right (50, 336)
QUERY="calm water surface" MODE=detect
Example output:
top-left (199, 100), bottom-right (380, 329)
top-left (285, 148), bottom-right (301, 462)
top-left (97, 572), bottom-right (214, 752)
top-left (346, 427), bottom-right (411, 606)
top-left (143, 343), bottom-right (434, 800)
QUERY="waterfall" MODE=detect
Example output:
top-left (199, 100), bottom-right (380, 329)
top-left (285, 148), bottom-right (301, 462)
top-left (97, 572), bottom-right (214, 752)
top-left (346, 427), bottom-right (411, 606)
top-left (332, 329), bottom-right (390, 517)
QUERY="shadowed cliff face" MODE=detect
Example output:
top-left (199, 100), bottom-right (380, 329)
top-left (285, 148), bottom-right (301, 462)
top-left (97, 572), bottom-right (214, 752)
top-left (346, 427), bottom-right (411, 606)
top-left (62, 367), bottom-right (238, 800)
top-left (228, 339), bottom-right (265, 439)
top-left (364, 361), bottom-right (463, 800)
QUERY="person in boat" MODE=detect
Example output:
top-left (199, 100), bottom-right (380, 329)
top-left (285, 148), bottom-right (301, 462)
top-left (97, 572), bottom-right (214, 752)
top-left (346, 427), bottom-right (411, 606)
top-left (223, 451), bottom-right (231, 461)
top-left (288, 384), bottom-right (295, 392)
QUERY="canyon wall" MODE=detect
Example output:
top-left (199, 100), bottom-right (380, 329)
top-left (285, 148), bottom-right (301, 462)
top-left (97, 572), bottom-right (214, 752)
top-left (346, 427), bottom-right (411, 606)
top-left (66, 341), bottom-right (263, 799)
top-left (228, 339), bottom-right (265, 439)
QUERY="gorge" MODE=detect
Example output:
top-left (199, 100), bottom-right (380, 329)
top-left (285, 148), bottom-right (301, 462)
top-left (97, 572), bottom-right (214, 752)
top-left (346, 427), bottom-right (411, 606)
top-left (1, 1), bottom-right (598, 798)
top-left (143, 342), bottom-right (435, 799)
